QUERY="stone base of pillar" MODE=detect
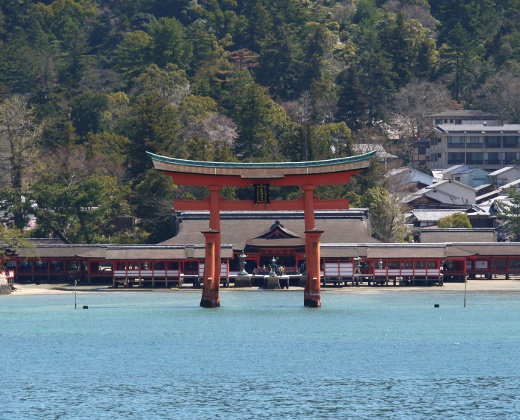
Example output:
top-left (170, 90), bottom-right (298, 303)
top-left (234, 274), bottom-right (252, 287)
top-left (264, 275), bottom-right (281, 289)
top-left (304, 295), bottom-right (321, 308)
top-left (200, 298), bottom-right (220, 308)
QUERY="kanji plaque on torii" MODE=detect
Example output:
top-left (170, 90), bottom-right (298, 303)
top-left (148, 151), bottom-right (375, 308)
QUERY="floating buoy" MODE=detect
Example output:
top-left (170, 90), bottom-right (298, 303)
top-left (83, 305), bottom-right (89, 309)
top-left (434, 304), bottom-right (439, 308)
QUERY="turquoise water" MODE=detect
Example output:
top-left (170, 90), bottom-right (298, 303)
top-left (1, 290), bottom-right (519, 419)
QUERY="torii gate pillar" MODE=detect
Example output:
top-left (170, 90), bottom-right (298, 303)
top-left (303, 185), bottom-right (322, 307)
top-left (200, 186), bottom-right (222, 308)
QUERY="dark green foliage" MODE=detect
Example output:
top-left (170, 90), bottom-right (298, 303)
top-left (497, 187), bottom-right (520, 241)
top-left (71, 92), bottom-right (110, 138)
top-left (123, 91), bottom-right (181, 177)
top-left (0, 0), bottom-right (519, 243)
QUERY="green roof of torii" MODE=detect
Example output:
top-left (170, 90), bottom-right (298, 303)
top-left (148, 151), bottom-right (376, 187)
top-left (147, 151), bottom-right (376, 170)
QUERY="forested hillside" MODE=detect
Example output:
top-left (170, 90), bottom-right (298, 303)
top-left (1, 0), bottom-right (519, 243)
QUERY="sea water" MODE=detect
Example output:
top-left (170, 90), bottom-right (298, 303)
top-left (1, 289), bottom-right (519, 419)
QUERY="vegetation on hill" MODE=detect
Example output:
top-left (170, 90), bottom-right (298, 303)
top-left (0, 0), bottom-right (519, 243)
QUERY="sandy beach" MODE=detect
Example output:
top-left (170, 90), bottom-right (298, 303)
top-left (4, 279), bottom-right (520, 296)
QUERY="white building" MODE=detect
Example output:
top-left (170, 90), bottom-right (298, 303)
top-left (425, 123), bottom-right (520, 170)
top-left (488, 166), bottom-right (520, 187)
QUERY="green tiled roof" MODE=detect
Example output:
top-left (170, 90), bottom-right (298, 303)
top-left (147, 151), bottom-right (376, 169)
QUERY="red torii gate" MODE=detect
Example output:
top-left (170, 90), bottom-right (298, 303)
top-left (148, 151), bottom-right (375, 308)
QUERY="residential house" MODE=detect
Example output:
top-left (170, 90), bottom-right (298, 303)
top-left (408, 209), bottom-right (470, 228)
top-left (386, 167), bottom-right (434, 190)
top-left (439, 164), bottom-right (490, 188)
top-left (403, 179), bottom-right (477, 207)
top-left (488, 166), bottom-right (520, 187)
top-left (476, 178), bottom-right (520, 204)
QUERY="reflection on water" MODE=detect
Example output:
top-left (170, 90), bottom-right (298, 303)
top-left (1, 291), bottom-right (519, 418)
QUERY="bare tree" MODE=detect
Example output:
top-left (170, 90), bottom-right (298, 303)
top-left (0, 95), bottom-right (44, 228)
top-left (473, 66), bottom-right (520, 124)
top-left (0, 95), bottom-right (43, 191)
top-left (180, 112), bottom-right (238, 160)
top-left (383, 1), bottom-right (437, 30)
top-left (385, 79), bottom-right (451, 163)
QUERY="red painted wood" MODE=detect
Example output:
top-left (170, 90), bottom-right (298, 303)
top-left (164, 171), bottom-right (359, 187)
top-left (174, 198), bottom-right (350, 211)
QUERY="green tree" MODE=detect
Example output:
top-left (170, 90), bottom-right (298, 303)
top-left (380, 11), bottom-right (438, 88)
top-left (257, 26), bottom-right (304, 100)
top-left (133, 64), bottom-right (190, 106)
top-left (438, 22), bottom-right (479, 102)
top-left (363, 186), bottom-right (406, 242)
top-left (132, 169), bottom-right (177, 243)
top-left (301, 22), bottom-right (335, 89)
top-left (71, 92), bottom-right (110, 138)
top-left (438, 213), bottom-right (472, 228)
top-left (240, 0), bottom-right (274, 50)
top-left (352, 16), bottom-right (396, 123)
top-left (113, 31), bottom-right (152, 83)
top-left (84, 131), bottom-right (130, 177)
top-left (32, 0), bottom-right (97, 87)
top-left (496, 187), bottom-right (520, 241)
top-left (123, 91), bottom-right (181, 177)
top-left (31, 145), bottom-right (131, 244)
top-left (336, 66), bottom-right (369, 130)
top-left (223, 70), bottom-right (289, 161)
top-left (310, 122), bottom-right (352, 161)
top-left (147, 17), bottom-right (192, 69)
top-left (186, 23), bottom-right (228, 69)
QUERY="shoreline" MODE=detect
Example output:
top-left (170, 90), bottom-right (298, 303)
top-left (5, 279), bottom-right (520, 296)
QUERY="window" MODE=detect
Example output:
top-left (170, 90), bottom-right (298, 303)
top-left (447, 136), bottom-right (464, 148)
top-left (448, 152), bottom-right (465, 164)
top-left (492, 260), bottom-right (506, 270)
top-left (504, 152), bottom-right (518, 164)
top-left (427, 261), bottom-right (437, 269)
top-left (466, 152), bottom-right (483, 164)
top-left (467, 136), bottom-right (483, 148)
top-left (510, 259), bottom-right (520, 270)
top-left (485, 152), bottom-right (500, 164)
top-left (485, 136), bottom-right (501, 148)
top-left (503, 136), bottom-right (519, 148)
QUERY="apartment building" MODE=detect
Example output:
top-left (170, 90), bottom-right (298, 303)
top-left (425, 123), bottom-right (520, 170)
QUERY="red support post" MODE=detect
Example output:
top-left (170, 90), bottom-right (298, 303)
top-left (303, 185), bottom-right (322, 308)
top-left (200, 185), bottom-right (222, 308)
top-left (304, 229), bottom-right (323, 308)
top-left (200, 229), bottom-right (220, 308)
